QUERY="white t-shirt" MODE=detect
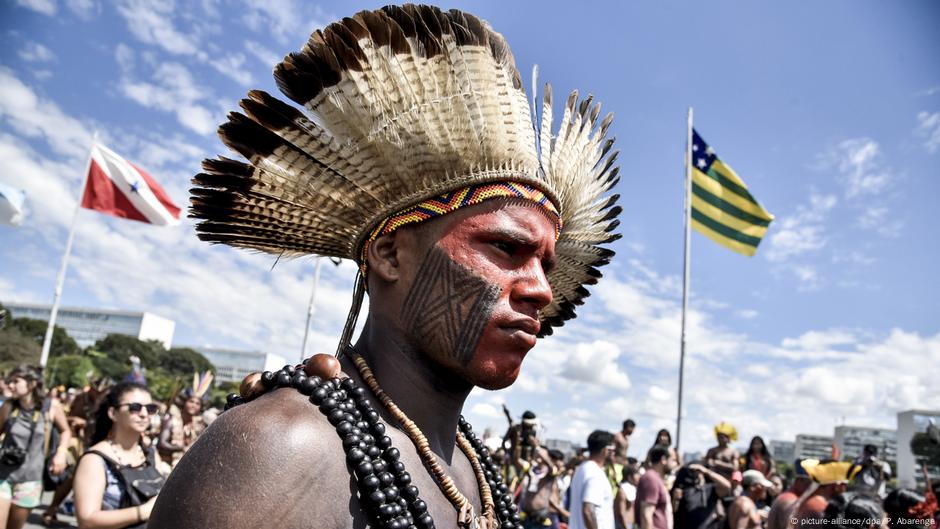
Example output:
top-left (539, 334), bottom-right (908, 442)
top-left (568, 460), bottom-right (615, 529)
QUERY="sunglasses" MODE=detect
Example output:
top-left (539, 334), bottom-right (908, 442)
top-left (117, 403), bottom-right (160, 415)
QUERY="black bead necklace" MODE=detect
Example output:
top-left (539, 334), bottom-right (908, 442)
top-left (225, 362), bottom-right (521, 529)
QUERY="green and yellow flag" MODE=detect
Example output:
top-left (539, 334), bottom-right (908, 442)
top-left (690, 129), bottom-right (773, 256)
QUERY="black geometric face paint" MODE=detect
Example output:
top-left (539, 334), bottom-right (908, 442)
top-left (402, 245), bottom-right (501, 366)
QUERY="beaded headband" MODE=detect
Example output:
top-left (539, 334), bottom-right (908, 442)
top-left (359, 181), bottom-right (562, 273)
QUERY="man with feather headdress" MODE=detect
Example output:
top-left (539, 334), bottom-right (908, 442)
top-left (151, 5), bottom-right (621, 529)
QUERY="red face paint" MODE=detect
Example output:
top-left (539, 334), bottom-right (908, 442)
top-left (424, 201), bottom-right (556, 390)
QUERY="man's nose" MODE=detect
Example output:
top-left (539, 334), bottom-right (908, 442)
top-left (513, 258), bottom-right (553, 312)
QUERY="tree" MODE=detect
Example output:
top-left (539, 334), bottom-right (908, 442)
top-left (91, 334), bottom-right (164, 375)
top-left (46, 354), bottom-right (99, 388)
top-left (162, 347), bottom-right (214, 377)
top-left (9, 317), bottom-right (81, 357)
top-left (0, 327), bottom-right (41, 369)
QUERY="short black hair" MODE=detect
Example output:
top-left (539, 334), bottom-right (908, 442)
top-left (648, 445), bottom-right (670, 465)
top-left (548, 449), bottom-right (565, 461)
top-left (522, 410), bottom-right (537, 420)
top-left (623, 419), bottom-right (636, 429)
top-left (862, 444), bottom-right (877, 456)
top-left (586, 430), bottom-right (614, 456)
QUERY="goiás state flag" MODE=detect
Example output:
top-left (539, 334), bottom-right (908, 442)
top-left (82, 142), bottom-right (180, 225)
top-left (690, 129), bottom-right (773, 256)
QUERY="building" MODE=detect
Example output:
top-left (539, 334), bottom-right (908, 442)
top-left (896, 409), bottom-right (940, 489)
top-left (770, 440), bottom-right (795, 464)
top-left (795, 434), bottom-right (834, 460)
top-left (834, 425), bottom-right (896, 462)
top-left (192, 347), bottom-right (288, 384)
top-left (543, 438), bottom-right (577, 459)
top-left (4, 301), bottom-right (175, 348)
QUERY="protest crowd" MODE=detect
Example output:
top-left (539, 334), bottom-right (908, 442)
top-left (0, 359), bottom-right (935, 529)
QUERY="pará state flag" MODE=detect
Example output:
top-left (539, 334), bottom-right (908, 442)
top-left (0, 181), bottom-right (26, 226)
top-left (82, 142), bottom-right (181, 225)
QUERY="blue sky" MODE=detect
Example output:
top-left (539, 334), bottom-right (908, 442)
top-left (1, 0), bottom-right (938, 454)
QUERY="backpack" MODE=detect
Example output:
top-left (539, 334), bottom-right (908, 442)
top-left (84, 445), bottom-right (165, 529)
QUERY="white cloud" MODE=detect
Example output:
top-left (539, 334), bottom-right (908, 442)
top-left (764, 192), bottom-right (836, 262)
top-left (114, 0), bottom-right (253, 86)
top-left (245, 40), bottom-right (282, 69)
top-left (782, 329), bottom-right (857, 350)
top-left (64, 0), bottom-right (97, 18)
top-left (735, 309), bottom-right (758, 320)
top-left (916, 111), bottom-right (940, 153)
top-left (832, 138), bottom-right (893, 198)
top-left (116, 0), bottom-right (200, 56)
top-left (559, 340), bottom-right (631, 389)
top-left (240, 0), bottom-right (330, 44)
top-left (916, 86), bottom-right (940, 97)
top-left (118, 62), bottom-right (219, 135)
top-left (18, 42), bottom-right (55, 63)
top-left (0, 68), bottom-right (92, 159)
top-left (857, 206), bottom-right (902, 238)
top-left (14, 0), bottom-right (56, 15)
top-left (207, 52), bottom-right (254, 86)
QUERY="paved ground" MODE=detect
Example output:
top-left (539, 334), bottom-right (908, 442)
top-left (23, 492), bottom-right (77, 529)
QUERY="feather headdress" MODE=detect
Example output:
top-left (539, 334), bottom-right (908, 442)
top-left (187, 371), bottom-right (213, 400)
top-left (191, 4), bottom-right (621, 338)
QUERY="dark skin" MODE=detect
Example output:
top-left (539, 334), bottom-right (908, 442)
top-left (149, 200), bottom-right (556, 529)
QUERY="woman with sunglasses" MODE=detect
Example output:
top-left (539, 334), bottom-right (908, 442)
top-left (74, 382), bottom-right (168, 529)
top-left (0, 364), bottom-right (71, 529)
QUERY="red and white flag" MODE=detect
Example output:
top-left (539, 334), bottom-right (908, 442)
top-left (81, 142), bottom-right (181, 225)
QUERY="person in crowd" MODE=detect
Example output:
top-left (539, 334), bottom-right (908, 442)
top-left (823, 491), bottom-right (885, 529)
top-left (158, 381), bottom-right (208, 468)
top-left (705, 422), bottom-right (740, 482)
top-left (613, 419), bottom-right (636, 466)
top-left (569, 430), bottom-right (616, 529)
top-left (636, 446), bottom-right (673, 529)
top-left (0, 365), bottom-right (71, 529)
top-left (792, 460), bottom-right (859, 524)
top-left (728, 469), bottom-right (773, 529)
top-left (0, 379), bottom-right (10, 407)
top-left (74, 382), bottom-right (169, 529)
top-left (766, 464), bottom-right (811, 529)
top-left (742, 436), bottom-right (776, 478)
top-left (672, 462), bottom-right (731, 529)
top-left (883, 488), bottom-right (928, 528)
top-left (851, 444), bottom-right (891, 498)
top-left (614, 458), bottom-right (642, 529)
top-left (546, 450), bottom-right (571, 526)
top-left (518, 439), bottom-right (567, 529)
top-left (43, 380), bottom-right (113, 524)
top-left (646, 429), bottom-right (681, 474)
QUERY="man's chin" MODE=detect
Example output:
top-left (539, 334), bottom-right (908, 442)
top-left (466, 356), bottom-right (525, 390)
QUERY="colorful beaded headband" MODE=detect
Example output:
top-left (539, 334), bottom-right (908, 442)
top-left (359, 181), bottom-right (562, 273)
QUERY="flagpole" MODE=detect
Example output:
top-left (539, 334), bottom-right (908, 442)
top-left (676, 108), bottom-right (693, 451)
top-left (40, 132), bottom-right (97, 368)
top-left (300, 257), bottom-right (323, 363)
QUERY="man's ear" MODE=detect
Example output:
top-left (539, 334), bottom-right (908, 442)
top-left (366, 231), bottom-right (402, 283)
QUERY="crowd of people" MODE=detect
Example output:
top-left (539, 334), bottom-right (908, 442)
top-left (0, 362), bottom-right (936, 529)
top-left (0, 364), bottom-right (216, 529)
top-left (493, 415), bottom-right (939, 529)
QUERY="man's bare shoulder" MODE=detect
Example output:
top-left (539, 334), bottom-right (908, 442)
top-left (149, 388), bottom-right (361, 529)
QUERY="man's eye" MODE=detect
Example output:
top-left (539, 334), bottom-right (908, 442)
top-left (491, 241), bottom-right (515, 255)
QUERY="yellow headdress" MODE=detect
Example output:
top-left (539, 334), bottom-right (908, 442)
top-left (800, 459), bottom-right (861, 484)
top-left (714, 422), bottom-right (738, 442)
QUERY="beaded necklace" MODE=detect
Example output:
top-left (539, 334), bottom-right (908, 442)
top-left (352, 354), bottom-right (495, 529)
top-left (227, 355), bottom-right (522, 529)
